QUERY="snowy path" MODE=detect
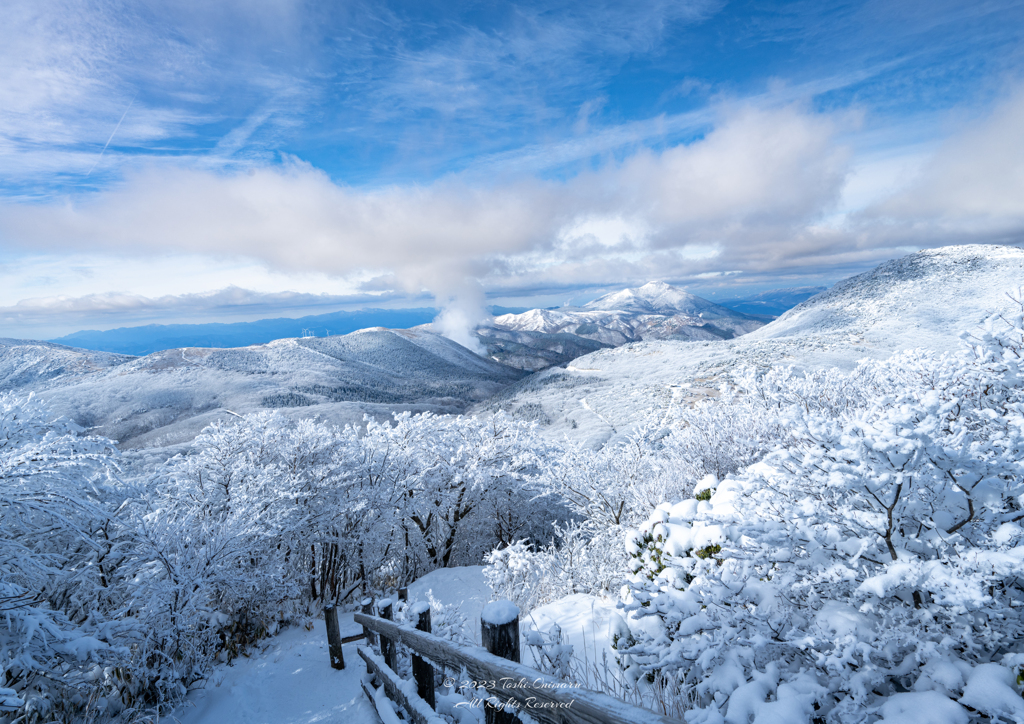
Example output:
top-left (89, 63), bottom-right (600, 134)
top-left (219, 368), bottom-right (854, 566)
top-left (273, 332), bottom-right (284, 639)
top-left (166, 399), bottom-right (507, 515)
top-left (170, 568), bottom-right (553, 724)
top-left (173, 613), bottom-right (379, 724)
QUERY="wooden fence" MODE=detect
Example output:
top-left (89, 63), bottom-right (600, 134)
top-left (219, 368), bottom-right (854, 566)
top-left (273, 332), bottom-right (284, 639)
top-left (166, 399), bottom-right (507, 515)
top-left (325, 596), bottom-right (684, 724)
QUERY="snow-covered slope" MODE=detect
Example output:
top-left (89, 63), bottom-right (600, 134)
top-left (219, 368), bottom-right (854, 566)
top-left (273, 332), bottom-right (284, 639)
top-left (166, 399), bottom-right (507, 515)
top-left (480, 245), bottom-right (1024, 447)
top-left (0, 328), bottom-right (525, 448)
top-left (584, 280), bottom-right (737, 316)
top-left (474, 327), bottom-right (611, 371)
top-left (474, 281), bottom-right (766, 369)
top-left (0, 339), bottom-right (133, 389)
top-left (747, 244), bottom-right (1024, 349)
top-left (489, 282), bottom-right (765, 345)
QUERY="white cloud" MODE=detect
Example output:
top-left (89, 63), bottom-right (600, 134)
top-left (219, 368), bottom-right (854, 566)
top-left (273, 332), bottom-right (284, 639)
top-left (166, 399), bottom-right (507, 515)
top-left (2, 87), bottom-right (1023, 341)
top-left (0, 286), bottom-right (422, 338)
top-left (0, 103), bottom-right (851, 284)
top-left (860, 87), bottom-right (1024, 242)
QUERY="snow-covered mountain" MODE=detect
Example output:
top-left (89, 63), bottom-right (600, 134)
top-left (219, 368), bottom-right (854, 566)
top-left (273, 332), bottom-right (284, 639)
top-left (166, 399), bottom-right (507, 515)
top-left (7, 246), bottom-right (1018, 449)
top-left (747, 244), bottom-right (1024, 349)
top-left (583, 280), bottom-right (736, 315)
top-left (0, 328), bottom-right (524, 448)
top-left (473, 327), bottom-right (611, 371)
top-left (475, 281), bottom-right (767, 369)
top-left (481, 244), bottom-right (1024, 446)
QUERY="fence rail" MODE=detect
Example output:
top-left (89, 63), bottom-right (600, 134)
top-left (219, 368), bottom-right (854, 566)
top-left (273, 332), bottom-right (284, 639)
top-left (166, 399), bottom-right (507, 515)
top-left (352, 602), bottom-right (684, 724)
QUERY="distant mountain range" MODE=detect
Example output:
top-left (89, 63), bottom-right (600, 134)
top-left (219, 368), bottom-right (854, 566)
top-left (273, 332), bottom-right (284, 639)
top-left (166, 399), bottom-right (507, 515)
top-left (5, 245), bottom-right (1019, 451)
top-left (710, 286), bottom-right (827, 316)
top-left (0, 328), bottom-right (525, 448)
top-left (0, 280), bottom-right (821, 447)
top-left (41, 289), bottom-right (820, 360)
top-left (474, 281), bottom-right (769, 369)
top-left (480, 244), bottom-right (1024, 447)
top-left (47, 306), bottom-right (529, 356)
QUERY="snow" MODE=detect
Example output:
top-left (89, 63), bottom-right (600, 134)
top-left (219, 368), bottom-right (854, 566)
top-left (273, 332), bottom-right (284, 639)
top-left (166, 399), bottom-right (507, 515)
top-left (164, 570), bottom-right (636, 724)
top-left (57, 636), bottom-right (108, 662)
top-left (877, 691), bottom-right (969, 724)
top-left (523, 594), bottom-right (620, 685)
top-left (959, 663), bottom-right (1024, 720)
top-left (748, 244), bottom-right (1024, 350)
top-left (481, 601), bottom-right (519, 626)
top-left (173, 616), bottom-right (377, 724)
top-left (0, 327), bottom-right (524, 448)
top-left (478, 244), bottom-right (1024, 447)
top-left (407, 565), bottom-right (491, 643)
top-left (486, 281), bottom-right (764, 351)
top-left (172, 567), bottom-right (494, 724)
top-left (0, 687), bottom-right (24, 712)
top-left (584, 281), bottom-right (751, 318)
top-left (372, 684), bottom-right (404, 724)
top-left (9, 244), bottom-right (1024, 724)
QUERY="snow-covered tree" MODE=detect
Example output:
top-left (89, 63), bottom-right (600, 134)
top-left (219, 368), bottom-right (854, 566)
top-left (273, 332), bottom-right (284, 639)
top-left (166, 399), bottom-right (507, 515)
top-left (0, 393), bottom-right (132, 721)
top-left (618, 305), bottom-right (1024, 723)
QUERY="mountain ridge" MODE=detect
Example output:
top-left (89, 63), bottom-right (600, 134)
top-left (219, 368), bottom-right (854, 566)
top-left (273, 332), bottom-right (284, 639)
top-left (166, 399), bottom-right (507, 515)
top-left (0, 328), bottom-right (525, 448)
top-left (479, 244), bottom-right (1024, 447)
top-left (476, 281), bottom-right (767, 368)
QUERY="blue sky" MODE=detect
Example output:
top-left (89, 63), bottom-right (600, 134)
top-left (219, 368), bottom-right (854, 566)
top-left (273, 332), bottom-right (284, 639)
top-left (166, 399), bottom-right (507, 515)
top-left (1, 0), bottom-right (1023, 338)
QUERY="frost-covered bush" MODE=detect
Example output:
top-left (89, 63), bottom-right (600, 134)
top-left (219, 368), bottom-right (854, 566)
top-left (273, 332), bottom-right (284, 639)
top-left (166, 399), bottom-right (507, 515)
top-left (484, 521), bottom-right (629, 615)
top-left (338, 411), bottom-right (550, 583)
top-left (659, 392), bottom-right (791, 493)
top-left (493, 390), bottom-right (791, 616)
top-left (618, 308), bottom-right (1024, 724)
top-left (0, 393), bottom-right (134, 722)
top-left (544, 426), bottom-right (669, 529)
top-left (0, 397), bottom-right (557, 722)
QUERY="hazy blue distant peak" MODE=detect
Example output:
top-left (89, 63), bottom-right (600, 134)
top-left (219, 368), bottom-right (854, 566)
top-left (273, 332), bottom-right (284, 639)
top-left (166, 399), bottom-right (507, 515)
top-left (714, 287), bottom-right (829, 317)
top-left (49, 308), bottom-right (440, 356)
top-left (46, 304), bottom-right (533, 356)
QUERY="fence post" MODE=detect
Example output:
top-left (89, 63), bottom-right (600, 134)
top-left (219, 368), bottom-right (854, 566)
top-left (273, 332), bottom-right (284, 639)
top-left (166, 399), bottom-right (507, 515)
top-left (361, 598), bottom-right (375, 673)
top-left (378, 598), bottom-right (396, 671)
top-left (361, 598), bottom-right (376, 647)
top-left (324, 604), bottom-right (345, 670)
top-left (410, 602), bottom-right (436, 710)
top-left (398, 587), bottom-right (409, 602)
top-left (481, 601), bottom-right (520, 724)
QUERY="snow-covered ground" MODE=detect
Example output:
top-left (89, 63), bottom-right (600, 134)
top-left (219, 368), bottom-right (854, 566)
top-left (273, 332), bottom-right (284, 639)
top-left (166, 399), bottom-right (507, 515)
top-left (524, 594), bottom-right (619, 686)
top-left (173, 615), bottom-right (377, 724)
top-left (172, 568), bottom-right (621, 724)
top-left (172, 567), bottom-right (494, 724)
top-left (408, 566), bottom-right (492, 644)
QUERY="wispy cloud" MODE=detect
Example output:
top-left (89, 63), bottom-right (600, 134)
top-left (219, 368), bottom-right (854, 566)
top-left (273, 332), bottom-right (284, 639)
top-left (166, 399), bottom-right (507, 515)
top-left (1, 0), bottom-right (1023, 341)
top-left (0, 286), bottom-right (423, 338)
top-left (5, 86), bottom-right (1022, 318)
top-left (0, 0), bottom-right (316, 193)
top-left (0, 102), bottom-right (854, 293)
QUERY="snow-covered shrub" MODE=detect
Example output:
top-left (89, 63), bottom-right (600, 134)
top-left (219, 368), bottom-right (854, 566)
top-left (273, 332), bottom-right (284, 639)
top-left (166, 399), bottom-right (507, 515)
top-left (0, 393), bottom-right (135, 722)
top-left (523, 622), bottom-right (574, 680)
top-left (659, 391), bottom-right (791, 493)
top-left (354, 411), bottom-right (550, 581)
top-left (544, 425), bottom-right (668, 529)
top-left (483, 540), bottom-right (550, 613)
top-left (485, 521), bottom-right (629, 615)
top-left (503, 391), bottom-right (789, 617)
top-left (618, 310), bottom-right (1024, 723)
